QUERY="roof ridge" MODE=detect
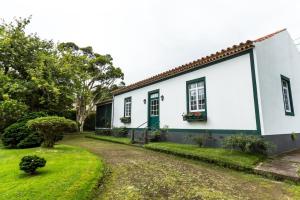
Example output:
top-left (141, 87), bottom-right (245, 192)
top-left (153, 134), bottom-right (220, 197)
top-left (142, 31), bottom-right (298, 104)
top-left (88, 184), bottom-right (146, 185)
top-left (113, 29), bottom-right (286, 95)
top-left (254, 28), bottom-right (286, 42)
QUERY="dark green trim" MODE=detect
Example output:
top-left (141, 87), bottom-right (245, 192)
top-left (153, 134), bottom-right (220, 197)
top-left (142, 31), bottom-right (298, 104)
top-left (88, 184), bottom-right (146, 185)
top-left (128, 128), bottom-right (257, 135)
top-left (114, 49), bottom-right (254, 96)
top-left (249, 50), bottom-right (261, 135)
top-left (123, 96), bottom-right (132, 117)
top-left (118, 49), bottom-right (261, 135)
top-left (147, 89), bottom-right (160, 128)
top-left (280, 75), bottom-right (295, 116)
top-left (185, 77), bottom-right (207, 119)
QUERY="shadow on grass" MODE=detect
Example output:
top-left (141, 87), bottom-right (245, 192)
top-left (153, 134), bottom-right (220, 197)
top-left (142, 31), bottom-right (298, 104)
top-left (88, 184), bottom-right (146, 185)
top-left (18, 170), bottom-right (52, 179)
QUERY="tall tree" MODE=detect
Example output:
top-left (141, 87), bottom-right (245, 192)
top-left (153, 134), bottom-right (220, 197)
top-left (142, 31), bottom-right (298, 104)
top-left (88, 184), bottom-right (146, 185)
top-left (0, 17), bottom-right (74, 114)
top-left (58, 42), bottom-right (123, 132)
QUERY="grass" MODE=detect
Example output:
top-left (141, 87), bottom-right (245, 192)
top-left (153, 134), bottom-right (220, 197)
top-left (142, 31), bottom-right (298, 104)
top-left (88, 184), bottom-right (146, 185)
top-left (144, 142), bottom-right (265, 170)
top-left (85, 134), bottom-right (131, 145)
top-left (0, 144), bottom-right (104, 200)
top-left (62, 135), bottom-right (300, 199)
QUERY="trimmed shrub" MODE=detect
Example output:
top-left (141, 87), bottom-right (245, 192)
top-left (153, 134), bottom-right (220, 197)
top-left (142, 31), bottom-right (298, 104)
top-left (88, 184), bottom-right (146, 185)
top-left (223, 134), bottom-right (274, 155)
top-left (19, 155), bottom-right (46, 174)
top-left (1, 112), bottom-right (47, 149)
top-left (112, 127), bottom-right (128, 137)
top-left (27, 116), bottom-right (77, 147)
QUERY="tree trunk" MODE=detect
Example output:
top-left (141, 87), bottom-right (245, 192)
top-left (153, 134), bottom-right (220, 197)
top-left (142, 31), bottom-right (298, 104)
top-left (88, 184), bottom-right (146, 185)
top-left (76, 96), bottom-right (89, 133)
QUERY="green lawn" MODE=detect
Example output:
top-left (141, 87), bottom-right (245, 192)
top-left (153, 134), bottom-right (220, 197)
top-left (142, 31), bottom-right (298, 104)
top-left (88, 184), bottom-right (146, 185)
top-left (0, 144), bottom-right (104, 200)
top-left (145, 142), bottom-right (265, 169)
top-left (85, 134), bottom-right (131, 144)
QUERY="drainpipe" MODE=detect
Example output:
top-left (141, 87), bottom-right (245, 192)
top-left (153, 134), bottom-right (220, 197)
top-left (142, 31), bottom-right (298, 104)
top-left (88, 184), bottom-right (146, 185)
top-left (111, 95), bottom-right (114, 129)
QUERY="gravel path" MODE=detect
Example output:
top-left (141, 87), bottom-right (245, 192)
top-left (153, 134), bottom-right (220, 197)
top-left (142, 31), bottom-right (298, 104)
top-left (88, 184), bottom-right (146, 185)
top-left (62, 135), bottom-right (297, 200)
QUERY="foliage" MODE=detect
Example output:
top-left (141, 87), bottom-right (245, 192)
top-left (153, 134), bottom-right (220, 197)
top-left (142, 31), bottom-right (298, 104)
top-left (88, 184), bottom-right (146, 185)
top-left (83, 112), bottom-right (96, 131)
top-left (1, 111), bottom-right (47, 149)
top-left (2, 121), bottom-right (42, 149)
top-left (0, 17), bottom-right (75, 115)
top-left (291, 132), bottom-right (297, 141)
top-left (58, 42), bottom-right (124, 132)
top-left (0, 145), bottom-right (103, 200)
top-left (182, 112), bottom-right (207, 122)
top-left (96, 129), bottom-right (112, 136)
top-left (112, 127), bottom-right (128, 137)
top-left (145, 142), bottom-right (265, 170)
top-left (86, 134), bottom-right (131, 144)
top-left (223, 134), bottom-right (274, 155)
top-left (193, 135), bottom-right (209, 147)
top-left (120, 116), bottom-right (131, 123)
top-left (27, 116), bottom-right (77, 147)
top-left (19, 155), bottom-right (46, 174)
top-left (0, 99), bottom-right (28, 132)
top-left (62, 110), bottom-right (77, 121)
top-left (17, 111), bottom-right (48, 122)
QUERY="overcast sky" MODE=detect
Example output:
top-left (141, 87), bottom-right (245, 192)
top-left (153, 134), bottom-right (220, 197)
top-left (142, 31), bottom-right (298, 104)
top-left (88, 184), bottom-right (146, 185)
top-left (1, 0), bottom-right (300, 84)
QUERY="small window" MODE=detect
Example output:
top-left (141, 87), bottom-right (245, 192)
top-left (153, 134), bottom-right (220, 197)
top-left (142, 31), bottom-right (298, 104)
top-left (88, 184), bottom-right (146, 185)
top-left (186, 77), bottom-right (206, 112)
top-left (281, 75), bottom-right (294, 116)
top-left (124, 97), bottom-right (132, 117)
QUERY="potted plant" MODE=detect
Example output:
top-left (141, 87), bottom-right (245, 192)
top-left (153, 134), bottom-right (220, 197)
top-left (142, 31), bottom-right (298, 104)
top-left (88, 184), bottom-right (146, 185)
top-left (120, 116), bottom-right (131, 123)
top-left (182, 112), bottom-right (207, 122)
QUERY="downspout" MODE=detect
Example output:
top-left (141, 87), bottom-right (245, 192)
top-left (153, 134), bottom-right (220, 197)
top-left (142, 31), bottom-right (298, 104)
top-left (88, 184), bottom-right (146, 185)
top-left (111, 95), bottom-right (115, 129)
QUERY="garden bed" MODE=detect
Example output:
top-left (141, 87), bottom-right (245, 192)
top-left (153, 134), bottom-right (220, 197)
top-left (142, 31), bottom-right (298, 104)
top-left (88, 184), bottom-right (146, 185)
top-left (144, 142), bottom-right (266, 171)
top-left (85, 134), bottom-right (131, 145)
top-left (0, 144), bottom-right (104, 200)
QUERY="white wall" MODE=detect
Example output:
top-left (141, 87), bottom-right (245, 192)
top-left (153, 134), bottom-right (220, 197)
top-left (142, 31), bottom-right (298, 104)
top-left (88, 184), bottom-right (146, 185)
top-left (113, 53), bottom-right (257, 131)
top-left (255, 31), bottom-right (300, 135)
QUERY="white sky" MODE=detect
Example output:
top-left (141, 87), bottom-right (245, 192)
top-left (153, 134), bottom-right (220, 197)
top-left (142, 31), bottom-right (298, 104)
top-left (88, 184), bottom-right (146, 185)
top-left (1, 0), bottom-right (300, 84)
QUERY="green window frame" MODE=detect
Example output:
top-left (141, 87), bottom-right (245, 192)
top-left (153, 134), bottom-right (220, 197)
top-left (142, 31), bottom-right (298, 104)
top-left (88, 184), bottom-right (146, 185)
top-left (186, 77), bottom-right (207, 114)
top-left (281, 75), bottom-right (294, 116)
top-left (124, 97), bottom-right (132, 117)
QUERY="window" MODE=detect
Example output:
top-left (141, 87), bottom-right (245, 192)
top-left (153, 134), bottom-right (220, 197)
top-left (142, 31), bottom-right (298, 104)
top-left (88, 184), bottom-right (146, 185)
top-left (186, 77), bottom-right (206, 112)
top-left (150, 98), bottom-right (159, 116)
top-left (124, 97), bottom-right (132, 117)
top-left (281, 75), bottom-right (294, 116)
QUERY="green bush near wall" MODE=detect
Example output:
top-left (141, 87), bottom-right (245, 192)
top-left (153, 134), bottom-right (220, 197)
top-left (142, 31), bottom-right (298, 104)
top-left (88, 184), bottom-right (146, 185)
top-left (84, 112), bottom-right (96, 131)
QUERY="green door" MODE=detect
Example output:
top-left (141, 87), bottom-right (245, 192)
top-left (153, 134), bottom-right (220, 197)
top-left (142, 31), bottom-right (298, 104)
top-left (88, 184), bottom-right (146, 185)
top-left (148, 90), bottom-right (160, 130)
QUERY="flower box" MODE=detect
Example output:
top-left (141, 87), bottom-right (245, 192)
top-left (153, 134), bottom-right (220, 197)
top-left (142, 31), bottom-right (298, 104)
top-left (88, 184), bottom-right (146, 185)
top-left (183, 112), bottom-right (207, 122)
top-left (120, 117), bottom-right (131, 123)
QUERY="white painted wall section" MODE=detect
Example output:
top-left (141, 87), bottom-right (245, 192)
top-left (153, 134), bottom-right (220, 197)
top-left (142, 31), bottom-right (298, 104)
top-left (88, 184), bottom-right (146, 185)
top-left (113, 53), bottom-right (257, 131)
top-left (255, 31), bottom-right (300, 135)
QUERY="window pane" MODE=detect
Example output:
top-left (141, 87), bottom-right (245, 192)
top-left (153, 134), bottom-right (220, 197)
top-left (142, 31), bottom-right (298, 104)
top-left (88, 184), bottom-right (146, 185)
top-left (188, 80), bottom-right (205, 112)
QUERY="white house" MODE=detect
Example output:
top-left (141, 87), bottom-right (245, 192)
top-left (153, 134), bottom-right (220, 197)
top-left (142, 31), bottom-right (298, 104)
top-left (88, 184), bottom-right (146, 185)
top-left (96, 29), bottom-right (300, 153)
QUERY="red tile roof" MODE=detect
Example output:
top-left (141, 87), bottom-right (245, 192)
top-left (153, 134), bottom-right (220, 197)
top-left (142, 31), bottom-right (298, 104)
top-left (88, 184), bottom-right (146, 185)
top-left (113, 29), bottom-right (286, 95)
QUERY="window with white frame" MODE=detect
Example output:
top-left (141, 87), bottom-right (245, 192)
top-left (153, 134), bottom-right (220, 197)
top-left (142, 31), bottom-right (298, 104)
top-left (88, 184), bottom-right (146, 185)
top-left (281, 75), bottom-right (294, 115)
top-left (124, 97), bottom-right (131, 117)
top-left (187, 79), bottom-right (206, 112)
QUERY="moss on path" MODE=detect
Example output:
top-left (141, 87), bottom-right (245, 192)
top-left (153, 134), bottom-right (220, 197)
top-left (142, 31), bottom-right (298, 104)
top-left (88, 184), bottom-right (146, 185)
top-left (62, 135), bottom-right (300, 200)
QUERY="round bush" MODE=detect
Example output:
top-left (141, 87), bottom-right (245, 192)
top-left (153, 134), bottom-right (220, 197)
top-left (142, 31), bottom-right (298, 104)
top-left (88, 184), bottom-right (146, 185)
top-left (27, 116), bottom-right (77, 147)
top-left (1, 112), bottom-right (47, 149)
top-left (19, 155), bottom-right (46, 174)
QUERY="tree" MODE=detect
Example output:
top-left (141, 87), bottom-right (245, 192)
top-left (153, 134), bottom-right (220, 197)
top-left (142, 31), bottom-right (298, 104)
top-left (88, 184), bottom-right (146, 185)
top-left (0, 17), bottom-right (74, 114)
top-left (58, 43), bottom-right (124, 132)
